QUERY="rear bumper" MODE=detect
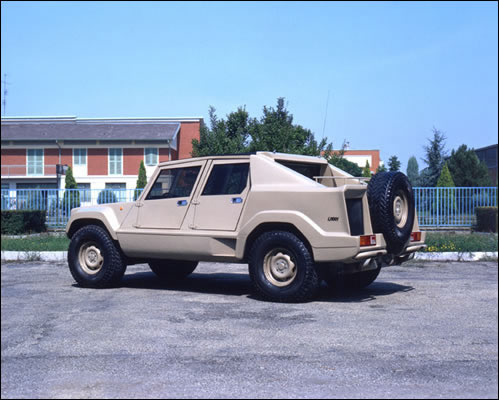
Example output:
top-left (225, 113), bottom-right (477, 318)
top-left (312, 232), bottom-right (426, 264)
top-left (313, 233), bottom-right (387, 262)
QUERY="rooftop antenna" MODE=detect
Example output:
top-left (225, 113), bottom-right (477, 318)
top-left (1, 74), bottom-right (10, 116)
top-left (321, 89), bottom-right (330, 141)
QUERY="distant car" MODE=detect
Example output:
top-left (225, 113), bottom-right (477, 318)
top-left (66, 152), bottom-right (426, 302)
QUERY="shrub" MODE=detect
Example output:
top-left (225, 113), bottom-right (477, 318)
top-left (432, 163), bottom-right (456, 218)
top-left (475, 207), bottom-right (498, 233)
top-left (134, 160), bottom-right (147, 200)
top-left (62, 167), bottom-right (80, 213)
top-left (97, 190), bottom-right (118, 204)
top-left (1, 210), bottom-right (47, 235)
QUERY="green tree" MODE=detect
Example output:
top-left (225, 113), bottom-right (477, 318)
top-left (362, 160), bottom-right (372, 177)
top-left (434, 162), bottom-right (456, 217)
top-left (248, 98), bottom-right (329, 156)
top-left (406, 156), bottom-right (420, 186)
top-left (446, 145), bottom-right (491, 187)
top-left (376, 163), bottom-right (387, 173)
top-left (134, 160), bottom-right (147, 200)
top-left (388, 155), bottom-right (401, 172)
top-left (62, 166), bottom-right (80, 213)
top-left (193, 98), bottom-right (332, 158)
top-left (192, 106), bottom-right (249, 157)
top-left (324, 142), bottom-right (363, 176)
top-left (437, 163), bottom-right (455, 187)
top-left (420, 127), bottom-right (448, 187)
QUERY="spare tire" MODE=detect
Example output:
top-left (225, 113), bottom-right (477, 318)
top-left (367, 172), bottom-right (415, 255)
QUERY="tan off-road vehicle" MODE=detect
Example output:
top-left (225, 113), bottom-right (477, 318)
top-left (66, 152), bottom-right (426, 302)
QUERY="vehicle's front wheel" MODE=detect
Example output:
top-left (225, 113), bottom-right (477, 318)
top-left (68, 225), bottom-right (127, 288)
top-left (248, 231), bottom-right (320, 302)
top-left (148, 260), bottom-right (198, 281)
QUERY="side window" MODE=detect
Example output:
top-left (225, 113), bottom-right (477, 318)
top-left (202, 163), bottom-right (249, 196)
top-left (146, 166), bottom-right (201, 200)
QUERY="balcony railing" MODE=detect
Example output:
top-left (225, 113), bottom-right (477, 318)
top-left (1, 164), bottom-right (57, 177)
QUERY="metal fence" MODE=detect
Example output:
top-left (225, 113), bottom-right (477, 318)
top-left (1, 186), bottom-right (497, 228)
top-left (1, 188), bottom-right (144, 227)
top-left (414, 187), bottom-right (497, 227)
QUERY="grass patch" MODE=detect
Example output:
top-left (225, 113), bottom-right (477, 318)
top-left (423, 232), bottom-right (498, 252)
top-left (1, 233), bottom-right (70, 252)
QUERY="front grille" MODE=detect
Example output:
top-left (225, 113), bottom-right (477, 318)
top-left (346, 198), bottom-right (364, 236)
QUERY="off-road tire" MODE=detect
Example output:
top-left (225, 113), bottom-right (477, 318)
top-left (248, 231), bottom-right (320, 303)
top-left (149, 260), bottom-right (198, 281)
top-left (68, 225), bottom-right (127, 288)
top-left (367, 171), bottom-right (415, 255)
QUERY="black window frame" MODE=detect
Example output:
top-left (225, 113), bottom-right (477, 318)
top-left (145, 165), bottom-right (201, 201)
top-left (201, 163), bottom-right (250, 196)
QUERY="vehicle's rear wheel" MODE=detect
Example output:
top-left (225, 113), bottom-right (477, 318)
top-left (367, 171), bottom-right (415, 255)
top-left (148, 260), bottom-right (198, 281)
top-left (248, 231), bottom-right (320, 302)
top-left (68, 225), bottom-right (127, 288)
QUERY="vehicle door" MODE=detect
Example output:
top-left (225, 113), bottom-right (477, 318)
top-left (135, 161), bottom-right (205, 230)
top-left (192, 160), bottom-right (250, 231)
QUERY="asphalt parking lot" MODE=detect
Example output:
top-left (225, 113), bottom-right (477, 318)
top-left (1, 260), bottom-right (498, 399)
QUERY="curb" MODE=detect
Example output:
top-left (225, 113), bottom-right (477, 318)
top-left (1, 251), bottom-right (497, 262)
top-left (1, 251), bottom-right (68, 262)
top-left (414, 252), bottom-right (498, 261)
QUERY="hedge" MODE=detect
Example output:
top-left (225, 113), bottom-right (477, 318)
top-left (1, 210), bottom-right (47, 235)
top-left (475, 207), bottom-right (498, 233)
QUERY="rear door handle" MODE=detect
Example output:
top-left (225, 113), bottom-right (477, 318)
top-left (231, 197), bottom-right (243, 204)
top-left (177, 200), bottom-right (187, 206)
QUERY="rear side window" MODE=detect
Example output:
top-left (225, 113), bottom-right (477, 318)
top-left (202, 163), bottom-right (249, 196)
top-left (275, 160), bottom-right (322, 180)
top-left (146, 166), bottom-right (201, 200)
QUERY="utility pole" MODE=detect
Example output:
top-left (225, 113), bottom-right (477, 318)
top-left (1, 73), bottom-right (10, 116)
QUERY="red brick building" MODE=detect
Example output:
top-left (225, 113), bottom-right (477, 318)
top-left (1, 116), bottom-right (202, 196)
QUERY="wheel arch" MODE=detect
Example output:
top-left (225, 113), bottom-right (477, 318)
top-left (242, 222), bottom-right (314, 262)
top-left (67, 218), bottom-right (115, 240)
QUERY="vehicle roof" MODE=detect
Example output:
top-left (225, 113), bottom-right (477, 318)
top-left (156, 152), bottom-right (328, 168)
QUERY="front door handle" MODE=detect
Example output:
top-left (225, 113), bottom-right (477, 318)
top-left (231, 197), bottom-right (243, 204)
top-left (177, 200), bottom-right (187, 206)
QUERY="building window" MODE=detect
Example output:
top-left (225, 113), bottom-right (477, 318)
top-left (145, 147), bottom-right (158, 166)
top-left (73, 148), bottom-right (87, 166)
top-left (27, 149), bottom-right (44, 176)
top-left (109, 148), bottom-right (123, 175)
top-left (77, 183), bottom-right (91, 202)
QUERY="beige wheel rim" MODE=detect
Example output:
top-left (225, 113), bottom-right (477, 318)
top-left (263, 248), bottom-right (297, 287)
top-left (78, 241), bottom-right (104, 275)
top-left (393, 192), bottom-right (409, 228)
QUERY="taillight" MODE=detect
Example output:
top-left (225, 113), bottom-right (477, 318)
top-left (410, 232), bottom-right (421, 242)
top-left (360, 235), bottom-right (377, 246)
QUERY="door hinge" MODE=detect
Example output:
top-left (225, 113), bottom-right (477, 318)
top-left (191, 200), bottom-right (200, 205)
top-left (189, 224), bottom-right (197, 230)
top-left (135, 202), bottom-right (143, 207)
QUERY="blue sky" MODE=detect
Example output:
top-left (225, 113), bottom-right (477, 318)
top-left (1, 1), bottom-right (497, 170)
